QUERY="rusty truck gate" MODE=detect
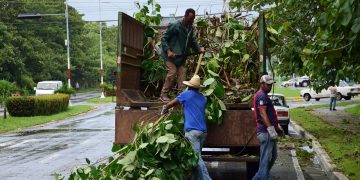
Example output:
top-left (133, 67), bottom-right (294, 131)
top-left (115, 12), bottom-right (266, 178)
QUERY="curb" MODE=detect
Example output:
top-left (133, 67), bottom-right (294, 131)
top-left (290, 120), bottom-right (349, 180)
top-left (287, 97), bottom-right (305, 102)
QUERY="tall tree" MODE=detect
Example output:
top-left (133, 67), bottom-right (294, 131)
top-left (230, 0), bottom-right (360, 90)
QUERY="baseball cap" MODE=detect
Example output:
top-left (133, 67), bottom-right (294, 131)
top-left (260, 75), bottom-right (275, 84)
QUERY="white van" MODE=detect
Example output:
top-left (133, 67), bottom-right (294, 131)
top-left (34, 81), bottom-right (63, 96)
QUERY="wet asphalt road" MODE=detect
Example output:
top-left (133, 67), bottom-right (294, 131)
top-left (0, 103), bottom-right (116, 180)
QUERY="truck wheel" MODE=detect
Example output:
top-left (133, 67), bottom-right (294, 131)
top-left (315, 98), bottom-right (320, 101)
top-left (344, 96), bottom-right (351, 100)
top-left (284, 84), bottom-right (289, 87)
top-left (304, 94), bottom-right (311, 101)
top-left (281, 125), bottom-right (289, 135)
top-left (336, 93), bottom-right (342, 101)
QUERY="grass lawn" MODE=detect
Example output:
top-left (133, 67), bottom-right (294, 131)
top-left (77, 87), bottom-right (99, 93)
top-left (272, 86), bottom-right (301, 98)
top-left (290, 103), bottom-right (360, 179)
top-left (86, 96), bottom-right (115, 103)
top-left (345, 104), bottom-right (360, 117)
top-left (0, 105), bottom-right (95, 134)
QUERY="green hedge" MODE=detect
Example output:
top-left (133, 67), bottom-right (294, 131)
top-left (103, 82), bottom-right (116, 96)
top-left (6, 94), bottom-right (69, 117)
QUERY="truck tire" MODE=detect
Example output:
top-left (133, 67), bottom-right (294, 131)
top-left (344, 96), bottom-right (351, 100)
top-left (284, 84), bottom-right (289, 87)
top-left (336, 93), bottom-right (342, 101)
top-left (304, 93), bottom-right (311, 101)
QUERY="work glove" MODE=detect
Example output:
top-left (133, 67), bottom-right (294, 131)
top-left (160, 105), bottom-right (169, 115)
top-left (267, 126), bottom-right (278, 140)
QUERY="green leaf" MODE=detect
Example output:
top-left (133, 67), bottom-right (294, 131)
top-left (233, 30), bottom-right (239, 40)
top-left (339, 1), bottom-right (352, 26)
top-left (139, 143), bottom-right (149, 149)
top-left (351, 17), bottom-right (360, 33)
top-left (213, 83), bottom-right (225, 97)
top-left (267, 27), bottom-right (278, 34)
top-left (303, 48), bottom-right (312, 55)
top-left (204, 89), bottom-right (214, 96)
top-left (162, 143), bottom-right (170, 153)
top-left (151, 177), bottom-right (161, 180)
top-left (118, 150), bottom-right (137, 165)
top-left (84, 167), bottom-right (91, 174)
top-left (207, 70), bottom-right (219, 77)
top-left (217, 99), bottom-right (226, 110)
top-left (231, 49), bottom-right (240, 54)
top-left (145, 169), bottom-right (155, 177)
top-left (215, 27), bottom-right (222, 37)
top-left (224, 41), bottom-right (232, 48)
top-left (242, 54), bottom-right (250, 62)
top-left (111, 144), bottom-right (121, 152)
top-left (203, 78), bottom-right (215, 86)
top-left (156, 136), bottom-right (169, 143)
top-left (165, 124), bottom-right (173, 130)
top-left (124, 164), bottom-right (135, 171)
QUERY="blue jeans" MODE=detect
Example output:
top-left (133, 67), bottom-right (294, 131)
top-left (330, 97), bottom-right (336, 110)
top-left (253, 132), bottom-right (277, 180)
top-left (185, 130), bottom-right (212, 180)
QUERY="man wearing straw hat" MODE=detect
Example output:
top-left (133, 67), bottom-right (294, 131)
top-left (161, 75), bottom-right (211, 180)
top-left (159, 8), bottom-right (205, 102)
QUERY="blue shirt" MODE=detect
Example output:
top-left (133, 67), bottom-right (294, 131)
top-left (177, 89), bottom-right (207, 132)
top-left (253, 90), bottom-right (279, 133)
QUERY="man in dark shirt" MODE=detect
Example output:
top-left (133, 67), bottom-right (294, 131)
top-left (159, 8), bottom-right (205, 102)
top-left (253, 75), bottom-right (283, 180)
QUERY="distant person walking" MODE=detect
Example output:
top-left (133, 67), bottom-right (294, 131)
top-left (75, 82), bottom-right (80, 91)
top-left (329, 85), bottom-right (337, 111)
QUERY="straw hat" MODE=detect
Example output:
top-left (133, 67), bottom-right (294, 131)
top-left (183, 75), bottom-right (202, 89)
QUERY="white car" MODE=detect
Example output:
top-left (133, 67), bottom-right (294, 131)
top-left (281, 76), bottom-right (310, 87)
top-left (281, 78), bottom-right (297, 87)
top-left (34, 81), bottom-right (63, 96)
top-left (300, 80), bottom-right (358, 101)
top-left (269, 93), bottom-right (290, 135)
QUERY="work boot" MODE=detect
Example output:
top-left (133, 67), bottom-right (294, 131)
top-left (160, 95), bottom-right (170, 102)
top-left (333, 108), bottom-right (337, 111)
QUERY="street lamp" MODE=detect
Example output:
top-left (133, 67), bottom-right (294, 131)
top-left (99, 0), bottom-right (105, 98)
top-left (17, 0), bottom-right (71, 88)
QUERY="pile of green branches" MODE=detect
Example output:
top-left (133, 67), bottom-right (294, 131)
top-left (66, 114), bottom-right (198, 180)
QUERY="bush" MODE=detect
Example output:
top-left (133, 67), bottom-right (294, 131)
top-left (6, 94), bottom-right (69, 117)
top-left (0, 80), bottom-right (17, 106)
top-left (55, 84), bottom-right (75, 95)
top-left (103, 82), bottom-right (116, 96)
top-left (5, 97), bottom-right (35, 116)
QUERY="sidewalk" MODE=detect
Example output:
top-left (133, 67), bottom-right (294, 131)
top-left (290, 103), bottom-right (360, 180)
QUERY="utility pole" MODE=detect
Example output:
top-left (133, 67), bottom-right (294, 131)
top-left (65, 0), bottom-right (71, 88)
top-left (99, 0), bottom-right (105, 98)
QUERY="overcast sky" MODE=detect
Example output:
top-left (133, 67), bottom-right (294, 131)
top-left (68, 0), bottom-right (232, 26)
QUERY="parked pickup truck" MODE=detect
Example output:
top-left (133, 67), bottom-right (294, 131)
top-left (300, 80), bottom-right (359, 101)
